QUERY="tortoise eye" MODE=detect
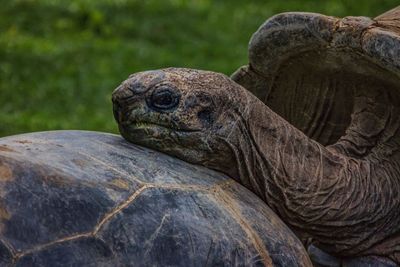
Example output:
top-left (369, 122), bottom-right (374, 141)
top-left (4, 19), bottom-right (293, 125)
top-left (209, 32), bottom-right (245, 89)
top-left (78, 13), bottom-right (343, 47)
top-left (148, 87), bottom-right (180, 111)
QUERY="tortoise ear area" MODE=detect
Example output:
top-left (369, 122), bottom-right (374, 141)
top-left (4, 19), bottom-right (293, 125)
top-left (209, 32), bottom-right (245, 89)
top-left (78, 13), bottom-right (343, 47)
top-left (197, 94), bottom-right (222, 127)
top-left (181, 91), bottom-right (219, 127)
top-left (197, 108), bottom-right (215, 127)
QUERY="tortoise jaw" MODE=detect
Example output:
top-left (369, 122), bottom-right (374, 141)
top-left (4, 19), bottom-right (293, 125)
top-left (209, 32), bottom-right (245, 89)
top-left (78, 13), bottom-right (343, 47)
top-left (119, 107), bottom-right (202, 133)
top-left (118, 117), bottom-right (203, 146)
top-left (123, 120), bottom-right (202, 133)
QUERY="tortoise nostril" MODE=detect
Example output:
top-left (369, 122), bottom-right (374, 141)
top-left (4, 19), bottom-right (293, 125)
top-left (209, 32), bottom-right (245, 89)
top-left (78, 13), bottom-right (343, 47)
top-left (112, 84), bottom-right (135, 102)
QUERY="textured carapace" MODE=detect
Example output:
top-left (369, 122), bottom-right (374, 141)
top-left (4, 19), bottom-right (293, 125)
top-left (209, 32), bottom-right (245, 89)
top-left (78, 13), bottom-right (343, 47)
top-left (232, 6), bottom-right (400, 150)
top-left (0, 131), bottom-right (311, 266)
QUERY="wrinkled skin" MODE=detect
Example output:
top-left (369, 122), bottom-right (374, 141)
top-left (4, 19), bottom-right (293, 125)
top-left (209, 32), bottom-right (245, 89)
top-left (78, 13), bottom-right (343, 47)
top-left (112, 68), bottom-right (400, 264)
top-left (112, 69), bottom-right (244, 179)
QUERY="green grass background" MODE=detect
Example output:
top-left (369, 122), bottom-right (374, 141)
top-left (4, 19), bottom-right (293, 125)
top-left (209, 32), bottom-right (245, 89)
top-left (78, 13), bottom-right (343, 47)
top-left (1, 0), bottom-right (398, 137)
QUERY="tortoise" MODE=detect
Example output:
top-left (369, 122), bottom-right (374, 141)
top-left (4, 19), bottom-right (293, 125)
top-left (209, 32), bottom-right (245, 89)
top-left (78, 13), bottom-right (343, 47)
top-left (112, 6), bottom-right (400, 266)
top-left (0, 130), bottom-right (311, 266)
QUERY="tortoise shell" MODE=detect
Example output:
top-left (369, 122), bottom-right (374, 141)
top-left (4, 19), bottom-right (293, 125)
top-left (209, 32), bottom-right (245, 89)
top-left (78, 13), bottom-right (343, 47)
top-left (0, 131), bottom-right (311, 266)
top-left (232, 6), bottom-right (400, 147)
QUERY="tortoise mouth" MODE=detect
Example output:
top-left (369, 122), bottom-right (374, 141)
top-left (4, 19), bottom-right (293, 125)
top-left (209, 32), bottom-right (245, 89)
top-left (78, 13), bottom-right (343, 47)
top-left (121, 120), bottom-right (202, 134)
top-left (118, 120), bottom-right (204, 155)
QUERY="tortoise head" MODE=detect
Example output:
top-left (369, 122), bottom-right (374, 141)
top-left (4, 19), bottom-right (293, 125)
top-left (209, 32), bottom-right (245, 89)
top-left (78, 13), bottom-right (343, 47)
top-left (112, 68), bottom-right (251, 176)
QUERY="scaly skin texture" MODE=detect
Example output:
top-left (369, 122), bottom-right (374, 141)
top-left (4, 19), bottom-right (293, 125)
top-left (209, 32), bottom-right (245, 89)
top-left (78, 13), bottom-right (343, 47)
top-left (112, 68), bottom-right (400, 263)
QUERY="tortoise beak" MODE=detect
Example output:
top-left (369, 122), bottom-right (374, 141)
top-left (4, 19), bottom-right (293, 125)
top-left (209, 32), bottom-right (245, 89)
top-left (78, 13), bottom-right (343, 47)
top-left (112, 84), bottom-right (135, 102)
top-left (112, 84), bottom-right (133, 124)
top-left (112, 100), bottom-right (122, 124)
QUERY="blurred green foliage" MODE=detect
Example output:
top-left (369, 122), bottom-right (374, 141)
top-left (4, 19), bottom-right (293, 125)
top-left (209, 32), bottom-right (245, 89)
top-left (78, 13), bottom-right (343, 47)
top-left (0, 0), bottom-right (398, 136)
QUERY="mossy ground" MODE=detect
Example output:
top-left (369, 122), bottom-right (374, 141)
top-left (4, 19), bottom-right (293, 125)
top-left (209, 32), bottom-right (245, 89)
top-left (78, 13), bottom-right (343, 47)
top-left (1, 0), bottom-right (397, 136)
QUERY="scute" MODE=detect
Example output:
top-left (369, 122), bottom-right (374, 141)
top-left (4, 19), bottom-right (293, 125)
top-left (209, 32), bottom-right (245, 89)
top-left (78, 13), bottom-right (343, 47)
top-left (219, 182), bottom-right (311, 266)
top-left (2, 161), bottom-right (115, 250)
top-left (0, 131), bottom-right (311, 266)
top-left (98, 187), bottom-right (265, 267)
top-left (0, 240), bottom-right (13, 266)
top-left (16, 237), bottom-right (116, 267)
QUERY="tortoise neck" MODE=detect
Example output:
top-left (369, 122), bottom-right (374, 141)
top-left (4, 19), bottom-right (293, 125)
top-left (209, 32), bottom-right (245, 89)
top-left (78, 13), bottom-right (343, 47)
top-left (229, 96), bottom-right (400, 257)
top-left (241, 100), bottom-right (333, 205)
top-left (224, 97), bottom-right (333, 205)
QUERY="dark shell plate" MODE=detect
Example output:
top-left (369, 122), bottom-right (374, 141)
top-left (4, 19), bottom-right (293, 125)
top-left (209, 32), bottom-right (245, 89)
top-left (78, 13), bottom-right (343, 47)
top-left (0, 131), bottom-right (310, 266)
